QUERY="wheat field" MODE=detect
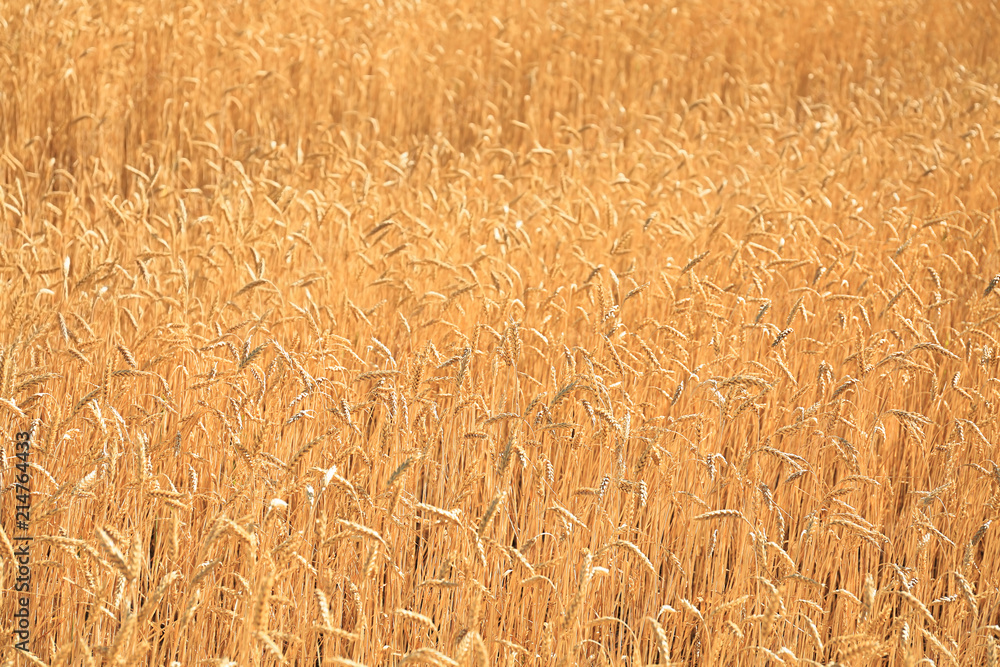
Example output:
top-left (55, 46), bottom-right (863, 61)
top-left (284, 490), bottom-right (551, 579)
top-left (1, 0), bottom-right (999, 664)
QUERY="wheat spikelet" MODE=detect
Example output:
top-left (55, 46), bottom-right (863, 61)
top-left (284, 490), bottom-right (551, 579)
top-left (724, 619), bottom-right (744, 639)
top-left (895, 589), bottom-right (934, 625)
top-left (910, 342), bottom-right (960, 359)
top-left (224, 518), bottom-right (257, 554)
top-left (396, 608), bottom-right (438, 635)
top-left (836, 639), bottom-right (883, 663)
top-left (399, 648), bottom-right (459, 666)
top-left (615, 540), bottom-right (656, 579)
top-left (106, 610), bottom-right (136, 664)
top-left (255, 631), bottom-right (285, 660)
top-left (921, 627), bottom-right (958, 665)
top-left (521, 575), bottom-right (556, 589)
top-left (952, 572), bottom-right (978, 616)
top-left (562, 550), bottom-right (594, 629)
top-left (760, 579), bottom-right (781, 635)
top-left (416, 502), bottom-right (462, 526)
top-left (646, 616), bottom-right (671, 662)
top-left (505, 545), bottom-right (535, 575)
top-left (287, 431), bottom-right (329, 470)
top-left (548, 504), bottom-right (587, 530)
top-left (477, 490), bottom-right (506, 536)
top-left (680, 250), bottom-right (709, 274)
top-left (96, 528), bottom-right (133, 581)
top-left (138, 571), bottom-right (182, 623)
top-left (772, 327), bottom-right (793, 347)
top-left (336, 519), bottom-right (387, 546)
top-left (355, 369), bottom-right (401, 382)
top-left (693, 509), bottom-right (743, 521)
top-left (250, 565), bottom-right (276, 634)
top-left (0, 522), bottom-right (17, 568)
top-left (799, 612), bottom-right (823, 654)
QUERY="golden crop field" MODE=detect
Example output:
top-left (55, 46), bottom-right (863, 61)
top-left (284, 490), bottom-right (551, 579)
top-left (1, 0), bottom-right (999, 664)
